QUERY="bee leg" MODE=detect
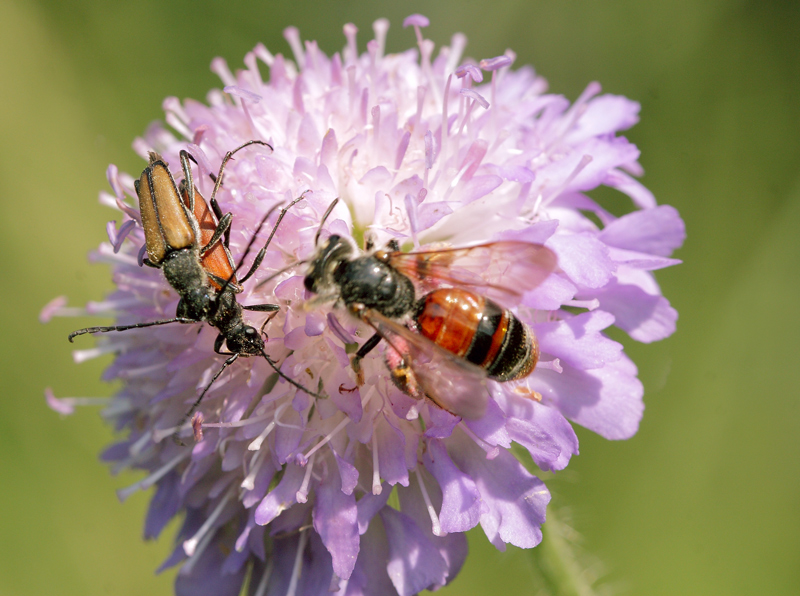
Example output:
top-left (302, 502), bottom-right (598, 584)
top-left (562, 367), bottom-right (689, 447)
top-left (351, 332), bottom-right (383, 385)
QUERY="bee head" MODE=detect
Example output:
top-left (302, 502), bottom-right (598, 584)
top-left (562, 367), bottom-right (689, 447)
top-left (303, 234), bottom-right (354, 294)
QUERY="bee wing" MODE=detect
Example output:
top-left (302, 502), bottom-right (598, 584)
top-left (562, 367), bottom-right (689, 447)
top-left (389, 241), bottom-right (557, 307)
top-left (362, 309), bottom-right (489, 419)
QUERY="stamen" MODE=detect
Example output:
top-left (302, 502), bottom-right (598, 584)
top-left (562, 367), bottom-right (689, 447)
top-left (210, 57), bottom-right (236, 87)
top-left (371, 105), bottom-right (381, 155)
top-left (564, 299), bottom-right (600, 311)
top-left (459, 423), bottom-right (499, 460)
top-left (241, 448), bottom-right (266, 491)
top-left (248, 401), bottom-right (289, 451)
top-left (106, 163), bottom-right (124, 199)
top-left (107, 220), bottom-right (136, 253)
top-left (283, 27), bottom-right (305, 67)
top-left (73, 344), bottom-right (119, 364)
top-left (115, 361), bottom-right (168, 380)
top-left (395, 130), bottom-right (411, 170)
top-left (164, 111), bottom-right (192, 140)
top-left (191, 412), bottom-right (204, 442)
top-left (116, 451), bottom-right (189, 502)
top-left (299, 388), bottom-right (374, 464)
top-left (327, 312), bottom-right (354, 345)
top-left (39, 297), bottom-right (83, 322)
top-left (252, 559), bottom-right (274, 596)
top-left (372, 18), bottom-right (390, 63)
top-left (183, 486), bottom-right (236, 556)
top-left (128, 430), bottom-right (153, 457)
top-left (445, 33), bottom-right (467, 76)
top-left (533, 155), bottom-right (593, 217)
top-left (537, 358), bottom-right (563, 373)
top-left (253, 42), bottom-right (275, 68)
top-left (44, 388), bottom-right (109, 415)
top-left (371, 427), bottom-right (382, 495)
top-left (91, 242), bottom-right (139, 267)
top-left (440, 74), bottom-right (453, 170)
top-left (414, 467), bottom-right (442, 536)
top-left (295, 453), bottom-right (316, 503)
top-left (286, 528), bottom-right (309, 596)
top-left (200, 411), bottom-right (272, 430)
top-left (343, 23), bottom-right (358, 66)
top-left (180, 523), bottom-right (216, 575)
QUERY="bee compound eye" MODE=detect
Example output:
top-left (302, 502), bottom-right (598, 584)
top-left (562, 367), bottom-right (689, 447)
top-left (303, 275), bottom-right (315, 293)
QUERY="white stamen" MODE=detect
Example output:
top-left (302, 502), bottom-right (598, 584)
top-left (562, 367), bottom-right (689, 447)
top-left (253, 43), bottom-right (275, 68)
top-left (295, 453), bottom-right (316, 503)
top-left (283, 26), bottom-right (305, 67)
top-left (460, 423), bottom-right (499, 460)
top-left (201, 411), bottom-right (272, 430)
top-left (115, 361), bottom-right (167, 380)
top-left (414, 467), bottom-right (442, 536)
top-left (249, 401), bottom-right (289, 451)
top-left (286, 528), bottom-right (309, 596)
top-left (439, 74), bottom-right (453, 171)
top-left (241, 448), bottom-right (266, 491)
top-left (128, 431), bottom-right (153, 457)
top-left (183, 486), bottom-right (236, 556)
top-left (180, 524), bottom-right (215, 575)
top-left (537, 358), bottom-right (563, 373)
top-left (253, 559), bottom-right (274, 596)
top-left (300, 387), bottom-right (375, 464)
top-left (564, 299), bottom-right (600, 311)
top-left (72, 344), bottom-right (118, 364)
top-left (165, 111), bottom-right (192, 140)
top-left (445, 33), bottom-right (467, 76)
top-left (91, 242), bottom-right (139, 266)
top-left (372, 18), bottom-right (389, 63)
top-left (116, 451), bottom-right (189, 502)
top-left (371, 428), bottom-right (382, 495)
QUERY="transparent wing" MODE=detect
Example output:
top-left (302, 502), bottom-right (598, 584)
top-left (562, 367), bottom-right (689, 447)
top-left (389, 241), bottom-right (557, 307)
top-left (362, 309), bottom-right (489, 419)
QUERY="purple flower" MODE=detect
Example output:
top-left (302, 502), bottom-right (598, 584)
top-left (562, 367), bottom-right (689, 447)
top-left (44, 15), bottom-right (684, 596)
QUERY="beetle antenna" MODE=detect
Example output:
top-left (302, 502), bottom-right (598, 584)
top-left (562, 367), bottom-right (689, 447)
top-left (314, 198), bottom-right (340, 247)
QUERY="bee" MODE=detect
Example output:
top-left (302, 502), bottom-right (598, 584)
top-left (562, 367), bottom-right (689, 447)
top-left (303, 222), bottom-right (557, 419)
top-left (70, 141), bottom-right (321, 435)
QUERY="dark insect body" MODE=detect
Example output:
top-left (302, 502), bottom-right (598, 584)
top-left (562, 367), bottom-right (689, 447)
top-left (304, 230), bottom-right (557, 419)
top-left (70, 141), bottom-right (321, 436)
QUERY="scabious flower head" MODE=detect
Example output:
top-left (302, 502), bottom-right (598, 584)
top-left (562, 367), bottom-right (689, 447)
top-left (44, 15), bottom-right (684, 596)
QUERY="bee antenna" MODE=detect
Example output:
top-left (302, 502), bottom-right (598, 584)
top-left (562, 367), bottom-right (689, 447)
top-left (315, 198), bottom-right (340, 247)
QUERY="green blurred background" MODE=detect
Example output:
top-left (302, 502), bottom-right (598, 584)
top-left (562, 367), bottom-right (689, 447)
top-left (2, 1), bottom-right (798, 594)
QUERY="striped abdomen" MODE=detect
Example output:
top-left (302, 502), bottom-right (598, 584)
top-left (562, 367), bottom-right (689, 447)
top-left (414, 288), bottom-right (538, 382)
